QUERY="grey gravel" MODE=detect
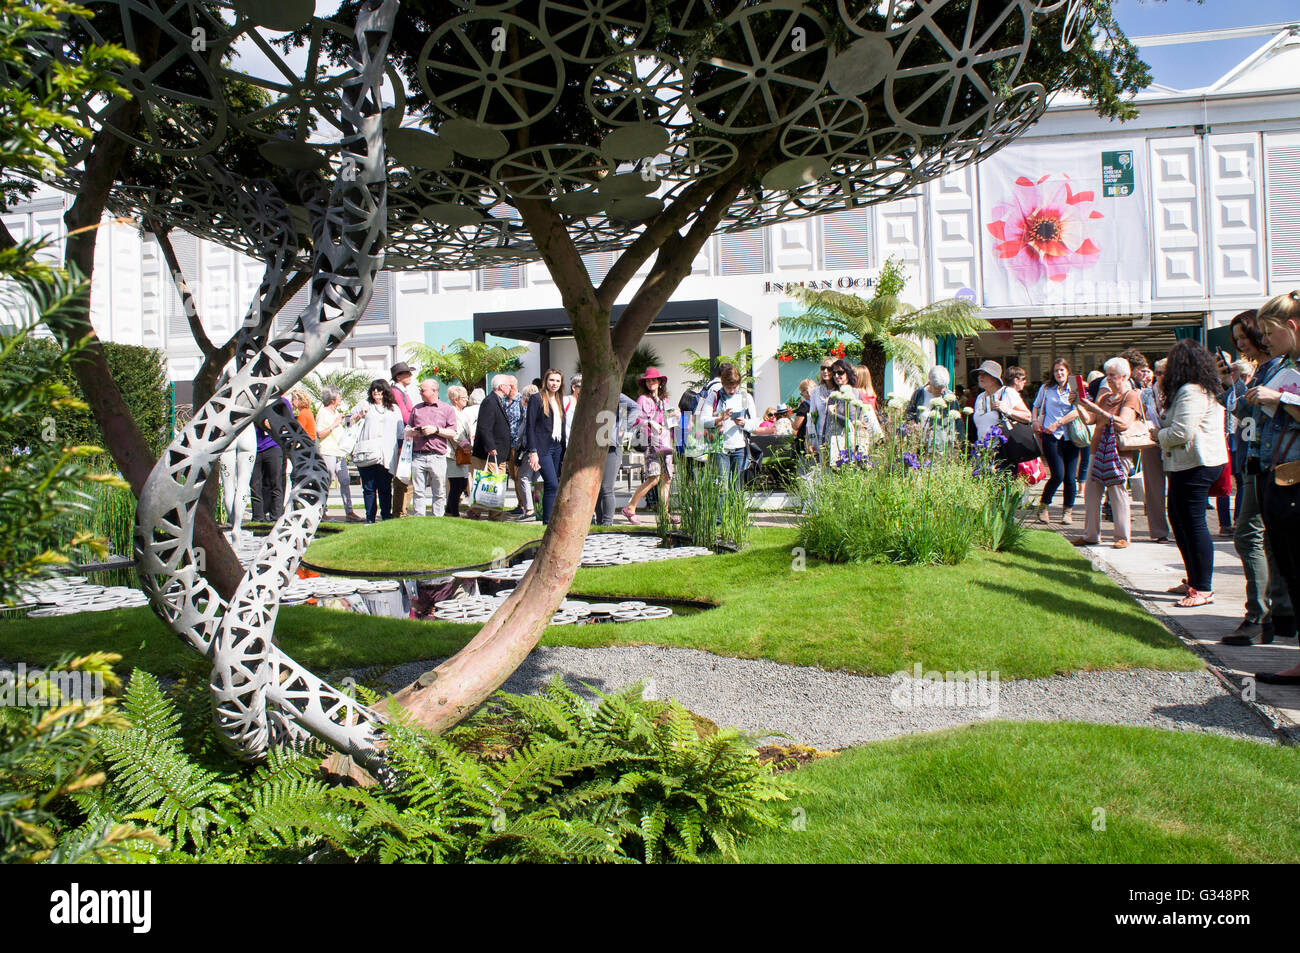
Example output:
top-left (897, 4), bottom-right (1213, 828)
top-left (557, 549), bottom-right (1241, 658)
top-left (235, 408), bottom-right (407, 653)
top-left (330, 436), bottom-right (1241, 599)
top-left (359, 645), bottom-right (1277, 749)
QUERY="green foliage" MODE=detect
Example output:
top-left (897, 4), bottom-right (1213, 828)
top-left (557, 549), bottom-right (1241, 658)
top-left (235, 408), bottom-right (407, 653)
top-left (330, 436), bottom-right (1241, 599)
top-left (406, 338), bottom-right (530, 392)
top-left (299, 366), bottom-right (372, 411)
top-left (680, 345), bottom-right (753, 389)
top-left (0, 0), bottom-right (135, 206)
top-left (778, 256), bottom-right (991, 388)
top-left (775, 340), bottom-right (863, 364)
top-left (623, 344), bottom-right (663, 398)
top-left (982, 476), bottom-right (1028, 553)
top-left (0, 338), bottom-right (170, 459)
top-left (670, 457), bottom-right (752, 550)
top-left (15, 665), bottom-right (785, 865)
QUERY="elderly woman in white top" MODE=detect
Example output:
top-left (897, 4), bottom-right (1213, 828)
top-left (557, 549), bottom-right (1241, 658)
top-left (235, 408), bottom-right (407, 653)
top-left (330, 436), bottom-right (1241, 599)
top-left (1156, 340), bottom-right (1229, 608)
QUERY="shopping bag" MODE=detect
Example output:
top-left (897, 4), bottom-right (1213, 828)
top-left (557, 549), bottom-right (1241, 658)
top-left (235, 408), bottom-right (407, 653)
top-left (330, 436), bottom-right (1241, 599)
top-left (395, 439), bottom-right (413, 483)
top-left (1089, 421), bottom-right (1130, 486)
top-left (470, 467), bottom-right (508, 511)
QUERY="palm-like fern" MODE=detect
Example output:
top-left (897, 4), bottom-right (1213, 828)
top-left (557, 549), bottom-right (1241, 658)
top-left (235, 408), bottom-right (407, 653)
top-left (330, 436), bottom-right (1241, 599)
top-left (405, 338), bottom-right (529, 392)
top-left (680, 345), bottom-right (754, 389)
top-left (299, 367), bottom-right (372, 411)
top-left (777, 256), bottom-right (991, 392)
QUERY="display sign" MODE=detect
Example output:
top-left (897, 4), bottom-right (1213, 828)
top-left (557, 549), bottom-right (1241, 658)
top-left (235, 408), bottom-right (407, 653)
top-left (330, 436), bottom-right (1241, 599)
top-left (1101, 150), bottom-right (1135, 198)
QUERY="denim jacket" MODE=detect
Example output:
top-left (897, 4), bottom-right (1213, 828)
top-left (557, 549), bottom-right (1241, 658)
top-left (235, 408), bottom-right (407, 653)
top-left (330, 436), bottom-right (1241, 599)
top-left (1251, 358), bottom-right (1300, 470)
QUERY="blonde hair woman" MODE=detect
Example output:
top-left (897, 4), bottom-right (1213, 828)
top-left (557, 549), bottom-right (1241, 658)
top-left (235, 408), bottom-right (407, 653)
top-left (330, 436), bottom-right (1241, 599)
top-left (1249, 292), bottom-right (1300, 685)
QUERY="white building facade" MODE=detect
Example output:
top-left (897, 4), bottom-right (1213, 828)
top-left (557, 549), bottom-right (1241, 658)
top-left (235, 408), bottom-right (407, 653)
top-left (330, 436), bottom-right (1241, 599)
top-left (8, 26), bottom-right (1299, 411)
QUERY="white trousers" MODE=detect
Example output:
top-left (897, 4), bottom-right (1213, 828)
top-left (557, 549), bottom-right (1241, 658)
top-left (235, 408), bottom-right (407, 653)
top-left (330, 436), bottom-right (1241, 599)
top-left (411, 451), bottom-right (448, 516)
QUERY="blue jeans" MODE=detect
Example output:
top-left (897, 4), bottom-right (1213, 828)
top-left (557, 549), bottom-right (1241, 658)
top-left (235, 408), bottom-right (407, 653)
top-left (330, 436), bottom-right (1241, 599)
top-left (713, 447), bottom-right (748, 487)
top-left (536, 444), bottom-right (564, 524)
top-left (359, 464), bottom-right (392, 523)
top-left (1039, 434), bottom-right (1080, 509)
top-left (1167, 464), bottom-right (1223, 592)
top-left (1075, 446), bottom-right (1090, 484)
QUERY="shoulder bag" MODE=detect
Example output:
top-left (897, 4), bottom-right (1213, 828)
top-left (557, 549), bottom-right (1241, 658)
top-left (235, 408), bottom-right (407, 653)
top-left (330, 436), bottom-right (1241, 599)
top-left (1274, 429), bottom-right (1300, 487)
top-left (1089, 420), bottom-right (1131, 486)
top-left (995, 388), bottom-right (1040, 465)
top-left (1116, 390), bottom-right (1156, 452)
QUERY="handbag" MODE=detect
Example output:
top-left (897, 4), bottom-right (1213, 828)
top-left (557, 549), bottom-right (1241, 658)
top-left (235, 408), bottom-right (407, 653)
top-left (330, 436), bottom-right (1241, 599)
top-left (1067, 416), bottom-right (1094, 449)
top-left (1117, 394), bottom-right (1157, 452)
top-left (349, 437), bottom-right (382, 468)
top-left (455, 444), bottom-right (472, 466)
top-left (1273, 429), bottom-right (1300, 487)
top-left (1016, 457), bottom-right (1048, 485)
top-left (1089, 420), bottom-right (1130, 486)
top-left (990, 389), bottom-right (1039, 465)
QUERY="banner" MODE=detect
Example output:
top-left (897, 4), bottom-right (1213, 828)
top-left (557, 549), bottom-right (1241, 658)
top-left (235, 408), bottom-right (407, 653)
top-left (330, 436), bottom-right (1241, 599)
top-left (979, 140), bottom-right (1151, 313)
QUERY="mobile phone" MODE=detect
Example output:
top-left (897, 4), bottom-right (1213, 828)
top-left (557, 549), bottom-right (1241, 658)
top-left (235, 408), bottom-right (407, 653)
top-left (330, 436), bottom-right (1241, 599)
top-left (1216, 347), bottom-right (1232, 366)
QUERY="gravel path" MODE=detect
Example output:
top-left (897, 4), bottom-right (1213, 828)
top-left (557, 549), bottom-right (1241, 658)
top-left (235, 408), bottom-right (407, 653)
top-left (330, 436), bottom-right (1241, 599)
top-left (363, 645), bottom-right (1276, 749)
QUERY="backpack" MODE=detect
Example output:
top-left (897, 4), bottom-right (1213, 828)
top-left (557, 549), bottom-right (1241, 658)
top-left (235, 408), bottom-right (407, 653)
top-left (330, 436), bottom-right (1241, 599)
top-left (683, 382), bottom-right (723, 460)
top-left (678, 377), bottom-right (719, 414)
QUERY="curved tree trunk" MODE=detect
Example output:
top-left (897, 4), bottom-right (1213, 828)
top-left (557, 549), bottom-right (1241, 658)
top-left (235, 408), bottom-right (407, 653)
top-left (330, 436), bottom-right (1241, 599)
top-left (392, 305), bottom-right (621, 732)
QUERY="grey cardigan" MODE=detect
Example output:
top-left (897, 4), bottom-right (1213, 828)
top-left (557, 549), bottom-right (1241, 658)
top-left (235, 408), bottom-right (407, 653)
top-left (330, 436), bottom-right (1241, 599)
top-left (1157, 384), bottom-right (1228, 472)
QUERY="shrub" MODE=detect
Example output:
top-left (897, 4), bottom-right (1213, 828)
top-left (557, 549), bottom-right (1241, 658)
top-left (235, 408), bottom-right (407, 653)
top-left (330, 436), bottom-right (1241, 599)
top-left (0, 338), bottom-right (170, 458)
top-left (797, 463), bottom-right (988, 565)
top-left (668, 456), bottom-right (752, 550)
top-left (25, 669), bottom-right (787, 864)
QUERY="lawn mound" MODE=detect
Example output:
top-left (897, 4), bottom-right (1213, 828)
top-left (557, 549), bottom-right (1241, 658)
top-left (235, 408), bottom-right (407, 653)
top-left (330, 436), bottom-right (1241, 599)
top-left (302, 517), bottom-right (543, 575)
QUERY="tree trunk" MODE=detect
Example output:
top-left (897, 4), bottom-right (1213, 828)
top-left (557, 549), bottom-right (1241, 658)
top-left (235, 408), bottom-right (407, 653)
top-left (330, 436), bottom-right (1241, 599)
top-left (863, 340), bottom-right (888, 400)
top-left (392, 304), bottom-right (620, 732)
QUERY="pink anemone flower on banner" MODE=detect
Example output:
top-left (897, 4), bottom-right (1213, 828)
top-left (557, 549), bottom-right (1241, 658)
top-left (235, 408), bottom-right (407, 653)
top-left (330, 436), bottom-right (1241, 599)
top-left (986, 173), bottom-right (1103, 285)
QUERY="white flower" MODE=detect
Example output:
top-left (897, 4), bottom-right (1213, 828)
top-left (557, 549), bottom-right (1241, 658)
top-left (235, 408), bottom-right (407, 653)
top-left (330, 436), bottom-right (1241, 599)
top-left (850, 399), bottom-right (866, 409)
top-left (923, 409), bottom-right (938, 420)
top-left (961, 406), bottom-right (974, 416)
top-left (931, 395), bottom-right (948, 408)
top-left (887, 397), bottom-right (905, 410)
top-left (948, 409), bottom-right (962, 421)
top-left (839, 384), bottom-right (856, 397)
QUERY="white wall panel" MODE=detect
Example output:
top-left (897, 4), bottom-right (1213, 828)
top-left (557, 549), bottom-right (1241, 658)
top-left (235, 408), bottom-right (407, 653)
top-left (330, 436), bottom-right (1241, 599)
top-left (875, 194), bottom-right (923, 279)
top-left (773, 221), bottom-right (815, 271)
top-left (108, 223), bottom-right (143, 345)
top-left (1207, 133), bottom-right (1265, 297)
top-left (1149, 137), bottom-right (1205, 299)
top-left (927, 166), bottom-right (981, 303)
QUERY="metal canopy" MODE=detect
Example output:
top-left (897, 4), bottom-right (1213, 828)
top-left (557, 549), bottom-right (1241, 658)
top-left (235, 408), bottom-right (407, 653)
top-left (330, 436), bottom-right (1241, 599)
top-left (32, 0), bottom-right (1085, 271)
top-left (476, 298), bottom-right (753, 370)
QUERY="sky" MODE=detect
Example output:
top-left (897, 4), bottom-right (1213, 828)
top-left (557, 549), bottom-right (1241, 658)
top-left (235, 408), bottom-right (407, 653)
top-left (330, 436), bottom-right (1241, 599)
top-left (1110, 0), bottom-right (1300, 90)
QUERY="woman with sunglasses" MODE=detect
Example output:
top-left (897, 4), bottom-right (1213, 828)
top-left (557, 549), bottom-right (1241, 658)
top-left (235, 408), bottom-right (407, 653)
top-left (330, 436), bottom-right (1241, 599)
top-left (350, 379), bottom-right (402, 523)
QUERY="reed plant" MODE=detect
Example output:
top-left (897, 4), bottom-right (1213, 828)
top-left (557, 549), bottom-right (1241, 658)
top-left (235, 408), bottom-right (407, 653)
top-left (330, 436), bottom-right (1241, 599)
top-left (667, 456), bottom-right (752, 550)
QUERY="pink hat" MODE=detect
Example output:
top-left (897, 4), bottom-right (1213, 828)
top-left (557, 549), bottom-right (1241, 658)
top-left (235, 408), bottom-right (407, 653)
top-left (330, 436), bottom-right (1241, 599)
top-left (639, 367), bottom-right (667, 382)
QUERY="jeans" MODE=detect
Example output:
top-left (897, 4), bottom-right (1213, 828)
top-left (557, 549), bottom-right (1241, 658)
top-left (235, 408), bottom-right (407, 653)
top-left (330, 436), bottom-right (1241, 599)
top-left (1039, 434), bottom-right (1079, 509)
top-left (252, 446), bottom-right (285, 521)
top-left (410, 451), bottom-right (448, 516)
top-left (713, 447), bottom-right (748, 486)
top-left (359, 464), bottom-right (393, 522)
top-left (1233, 472), bottom-right (1293, 623)
top-left (595, 446), bottom-right (621, 525)
top-left (1260, 478), bottom-right (1300, 631)
top-left (1166, 464), bottom-right (1223, 593)
top-left (1216, 493), bottom-right (1232, 532)
top-left (536, 444), bottom-right (564, 524)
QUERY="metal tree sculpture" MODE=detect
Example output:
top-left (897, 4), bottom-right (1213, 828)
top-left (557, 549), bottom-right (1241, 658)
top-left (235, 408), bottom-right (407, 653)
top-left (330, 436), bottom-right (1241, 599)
top-left (28, 0), bottom-right (1123, 762)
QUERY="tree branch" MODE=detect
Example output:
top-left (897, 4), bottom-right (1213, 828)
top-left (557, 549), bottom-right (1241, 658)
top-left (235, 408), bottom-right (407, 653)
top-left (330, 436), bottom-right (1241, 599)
top-left (149, 220), bottom-right (215, 358)
top-left (513, 194), bottom-right (603, 345)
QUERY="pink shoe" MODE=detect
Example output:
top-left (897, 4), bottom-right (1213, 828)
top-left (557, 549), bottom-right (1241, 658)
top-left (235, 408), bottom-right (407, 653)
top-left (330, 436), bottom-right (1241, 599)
top-left (621, 506), bottom-right (639, 524)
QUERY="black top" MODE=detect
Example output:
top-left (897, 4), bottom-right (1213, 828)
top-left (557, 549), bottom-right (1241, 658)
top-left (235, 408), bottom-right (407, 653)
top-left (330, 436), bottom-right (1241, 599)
top-left (472, 391), bottom-right (513, 462)
top-left (525, 392), bottom-right (567, 457)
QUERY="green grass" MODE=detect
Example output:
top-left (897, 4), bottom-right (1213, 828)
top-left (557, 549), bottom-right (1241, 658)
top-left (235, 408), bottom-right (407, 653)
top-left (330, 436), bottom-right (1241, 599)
top-left (1, 525), bottom-right (1198, 681)
top-left (304, 516), bottom-right (544, 573)
top-left (718, 721), bottom-right (1300, 863)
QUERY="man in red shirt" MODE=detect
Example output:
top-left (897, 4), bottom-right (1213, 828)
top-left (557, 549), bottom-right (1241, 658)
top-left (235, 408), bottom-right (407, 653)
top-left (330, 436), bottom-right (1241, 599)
top-left (406, 379), bottom-right (458, 516)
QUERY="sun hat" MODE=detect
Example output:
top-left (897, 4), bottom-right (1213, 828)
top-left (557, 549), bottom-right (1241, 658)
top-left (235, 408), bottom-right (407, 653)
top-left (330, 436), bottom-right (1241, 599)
top-left (1086, 370), bottom-right (1104, 383)
top-left (390, 361), bottom-right (414, 378)
top-left (639, 366), bottom-right (667, 382)
top-left (975, 360), bottom-right (1003, 385)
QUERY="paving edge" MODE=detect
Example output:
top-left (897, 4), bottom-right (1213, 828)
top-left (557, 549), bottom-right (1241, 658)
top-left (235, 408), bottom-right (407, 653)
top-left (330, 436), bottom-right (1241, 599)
top-left (1082, 548), bottom-right (1299, 746)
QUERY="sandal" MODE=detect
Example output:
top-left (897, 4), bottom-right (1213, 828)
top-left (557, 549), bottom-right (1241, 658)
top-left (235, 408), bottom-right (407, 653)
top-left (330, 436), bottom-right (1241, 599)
top-left (1165, 579), bottom-right (1189, 596)
top-left (1173, 588), bottom-right (1213, 608)
top-left (620, 506), bottom-right (639, 525)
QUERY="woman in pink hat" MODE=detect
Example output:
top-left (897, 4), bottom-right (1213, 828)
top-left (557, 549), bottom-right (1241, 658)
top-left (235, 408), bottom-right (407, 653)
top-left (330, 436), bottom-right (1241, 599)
top-left (623, 367), bottom-right (681, 525)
